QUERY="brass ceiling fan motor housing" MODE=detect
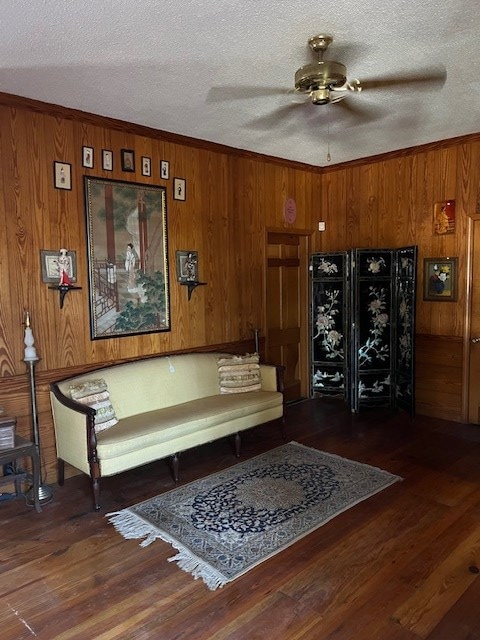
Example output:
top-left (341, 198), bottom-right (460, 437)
top-left (294, 35), bottom-right (347, 104)
top-left (294, 62), bottom-right (347, 94)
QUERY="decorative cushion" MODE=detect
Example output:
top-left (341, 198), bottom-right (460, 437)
top-left (69, 379), bottom-right (119, 433)
top-left (69, 379), bottom-right (108, 400)
top-left (217, 353), bottom-right (262, 394)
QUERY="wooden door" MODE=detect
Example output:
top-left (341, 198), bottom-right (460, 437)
top-left (265, 231), bottom-right (309, 403)
top-left (467, 219), bottom-right (480, 423)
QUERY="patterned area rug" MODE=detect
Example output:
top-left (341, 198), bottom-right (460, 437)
top-left (107, 442), bottom-right (401, 590)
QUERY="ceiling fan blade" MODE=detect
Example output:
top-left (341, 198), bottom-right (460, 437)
top-left (243, 103), bottom-right (303, 130)
top-left (206, 86), bottom-right (289, 103)
top-left (335, 99), bottom-right (384, 123)
top-left (359, 66), bottom-right (446, 91)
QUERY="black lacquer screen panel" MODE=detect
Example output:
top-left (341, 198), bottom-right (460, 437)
top-left (310, 246), bottom-right (417, 416)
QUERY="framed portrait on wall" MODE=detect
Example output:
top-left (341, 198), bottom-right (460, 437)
top-left (160, 160), bottom-right (170, 180)
top-left (141, 156), bottom-right (152, 177)
top-left (82, 146), bottom-right (94, 169)
top-left (121, 149), bottom-right (135, 172)
top-left (173, 177), bottom-right (186, 201)
top-left (53, 161), bottom-right (72, 190)
top-left (102, 149), bottom-right (113, 171)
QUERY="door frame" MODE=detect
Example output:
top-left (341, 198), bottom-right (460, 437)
top-left (464, 213), bottom-right (476, 422)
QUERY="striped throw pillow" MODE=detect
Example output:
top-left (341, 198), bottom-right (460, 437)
top-left (217, 353), bottom-right (261, 394)
top-left (69, 378), bottom-right (119, 433)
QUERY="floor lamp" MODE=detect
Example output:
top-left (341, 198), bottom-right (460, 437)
top-left (24, 312), bottom-right (54, 506)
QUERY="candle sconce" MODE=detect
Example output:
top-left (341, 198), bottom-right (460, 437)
top-left (180, 280), bottom-right (207, 300)
top-left (49, 283), bottom-right (82, 309)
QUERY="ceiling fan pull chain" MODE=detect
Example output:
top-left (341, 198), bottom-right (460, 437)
top-left (326, 110), bottom-right (332, 162)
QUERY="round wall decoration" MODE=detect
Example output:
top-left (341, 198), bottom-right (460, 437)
top-left (284, 198), bottom-right (297, 224)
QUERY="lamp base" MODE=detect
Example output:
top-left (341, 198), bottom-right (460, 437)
top-left (25, 483), bottom-right (54, 507)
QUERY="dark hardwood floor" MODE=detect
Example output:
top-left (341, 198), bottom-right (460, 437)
top-left (1, 398), bottom-right (480, 640)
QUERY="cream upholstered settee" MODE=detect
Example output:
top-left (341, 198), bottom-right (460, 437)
top-left (50, 352), bottom-right (284, 510)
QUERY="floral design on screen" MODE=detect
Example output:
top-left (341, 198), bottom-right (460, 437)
top-left (317, 258), bottom-right (339, 275)
top-left (358, 286), bottom-right (389, 366)
top-left (313, 289), bottom-right (344, 360)
top-left (367, 256), bottom-right (386, 273)
top-left (397, 280), bottom-right (413, 367)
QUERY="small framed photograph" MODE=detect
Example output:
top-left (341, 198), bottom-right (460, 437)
top-left (160, 160), bottom-right (170, 180)
top-left (40, 250), bottom-right (77, 283)
top-left (53, 161), bottom-right (72, 190)
top-left (82, 146), bottom-right (94, 169)
top-left (423, 257), bottom-right (458, 301)
top-left (173, 177), bottom-right (186, 201)
top-left (102, 149), bottom-right (113, 171)
top-left (141, 156), bottom-right (152, 177)
top-left (121, 149), bottom-right (135, 172)
top-left (176, 250), bottom-right (198, 282)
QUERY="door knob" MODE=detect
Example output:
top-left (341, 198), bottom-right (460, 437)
top-left (471, 337), bottom-right (480, 343)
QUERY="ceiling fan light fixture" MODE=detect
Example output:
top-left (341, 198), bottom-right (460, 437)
top-left (310, 88), bottom-right (331, 105)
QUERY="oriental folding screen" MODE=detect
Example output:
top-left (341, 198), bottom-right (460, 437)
top-left (310, 246), bottom-right (417, 415)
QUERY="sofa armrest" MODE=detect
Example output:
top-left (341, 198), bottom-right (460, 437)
top-left (50, 382), bottom-right (100, 481)
top-left (259, 363), bottom-right (285, 394)
top-left (274, 364), bottom-right (285, 395)
top-left (51, 382), bottom-right (96, 416)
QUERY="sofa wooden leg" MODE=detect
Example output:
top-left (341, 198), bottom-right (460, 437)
top-left (234, 433), bottom-right (241, 458)
top-left (57, 458), bottom-right (65, 486)
top-left (92, 478), bottom-right (101, 511)
top-left (171, 453), bottom-right (179, 483)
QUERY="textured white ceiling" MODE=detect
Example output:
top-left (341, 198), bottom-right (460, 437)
top-left (0, 0), bottom-right (478, 166)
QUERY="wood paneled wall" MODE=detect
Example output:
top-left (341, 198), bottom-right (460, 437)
top-left (316, 144), bottom-right (480, 333)
top-left (0, 94), bottom-right (320, 483)
top-left (0, 92), bottom-right (479, 484)
top-left (315, 142), bottom-right (480, 422)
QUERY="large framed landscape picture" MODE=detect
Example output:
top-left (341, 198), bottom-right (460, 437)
top-left (84, 177), bottom-right (170, 339)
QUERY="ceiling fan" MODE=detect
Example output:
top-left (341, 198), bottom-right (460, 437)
top-left (295, 34), bottom-right (361, 105)
top-left (293, 33), bottom-right (446, 106)
top-left (207, 33), bottom-right (446, 116)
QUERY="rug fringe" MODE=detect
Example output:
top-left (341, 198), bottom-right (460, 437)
top-left (106, 509), bottom-right (228, 589)
top-left (106, 510), bottom-right (163, 548)
top-left (168, 550), bottom-right (227, 590)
